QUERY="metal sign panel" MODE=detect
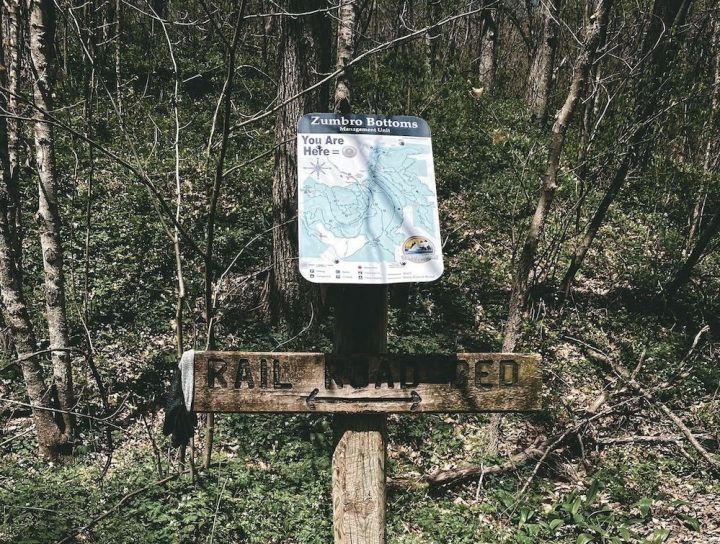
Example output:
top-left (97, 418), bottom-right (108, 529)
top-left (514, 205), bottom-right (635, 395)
top-left (191, 352), bottom-right (541, 413)
top-left (297, 113), bottom-right (444, 284)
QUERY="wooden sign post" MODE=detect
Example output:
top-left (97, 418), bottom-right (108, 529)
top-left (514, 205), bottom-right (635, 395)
top-left (188, 337), bottom-right (541, 543)
top-left (332, 284), bottom-right (387, 544)
top-left (295, 113), bottom-right (445, 541)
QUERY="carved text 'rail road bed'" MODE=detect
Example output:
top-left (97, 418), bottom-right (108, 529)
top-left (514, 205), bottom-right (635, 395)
top-left (192, 352), bottom-right (541, 413)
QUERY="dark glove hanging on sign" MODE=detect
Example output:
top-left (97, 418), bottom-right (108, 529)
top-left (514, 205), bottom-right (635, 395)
top-left (162, 351), bottom-right (197, 447)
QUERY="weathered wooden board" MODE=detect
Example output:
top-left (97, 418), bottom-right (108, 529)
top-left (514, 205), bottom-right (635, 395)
top-left (191, 352), bottom-right (541, 413)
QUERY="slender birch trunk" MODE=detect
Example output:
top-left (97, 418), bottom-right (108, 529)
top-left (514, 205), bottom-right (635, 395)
top-left (0, 208), bottom-right (62, 458)
top-left (5, 0), bottom-right (23, 272)
top-left (0, 6), bottom-right (62, 458)
top-left (29, 0), bottom-right (75, 437)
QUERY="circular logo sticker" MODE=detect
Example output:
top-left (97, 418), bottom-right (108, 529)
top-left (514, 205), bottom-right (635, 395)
top-left (402, 236), bottom-right (436, 263)
top-left (342, 146), bottom-right (357, 158)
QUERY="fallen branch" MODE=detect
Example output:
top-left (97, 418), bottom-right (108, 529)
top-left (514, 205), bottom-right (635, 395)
top-left (516, 399), bottom-right (635, 498)
top-left (595, 433), bottom-right (716, 445)
top-left (392, 374), bottom-right (639, 491)
top-left (424, 436), bottom-right (547, 488)
top-left (392, 400), bottom-right (632, 490)
top-left (584, 347), bottom-right (720, 471)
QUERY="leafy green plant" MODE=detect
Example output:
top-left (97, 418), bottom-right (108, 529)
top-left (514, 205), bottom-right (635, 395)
top-left (513, 480), bottom-right (647, 544)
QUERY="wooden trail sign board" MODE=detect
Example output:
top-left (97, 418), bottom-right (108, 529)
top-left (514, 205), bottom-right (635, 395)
top-left (191, 351), bottom-right (541, 413)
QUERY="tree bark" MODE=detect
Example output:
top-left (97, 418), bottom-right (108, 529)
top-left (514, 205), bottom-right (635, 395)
top-left (0, 211), bottom-right (63, 458)
top-left (334, 0), bottom-right (357, 114)
top-left (0, 7), bottom-right (62, 459)
top-left (477, 2), bottom-right (497, 90)
top-left (525, 0), bottom-right (561, 124)
top-left (5, 0), bottom-right (23, 273)
top-left (268, 0), bottom-right (329, 329)
top-left (30, 0), bottom-right (75, 437)
top-left (504, 0), bottom-right (613, 353)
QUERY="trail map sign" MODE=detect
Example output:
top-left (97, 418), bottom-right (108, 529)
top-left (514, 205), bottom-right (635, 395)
top-left (297, 113), bottom-right (444, 284)
top-left (164, 111), bottom-right (543, 544)
top-left (189, 352), bottom-right (541, 413)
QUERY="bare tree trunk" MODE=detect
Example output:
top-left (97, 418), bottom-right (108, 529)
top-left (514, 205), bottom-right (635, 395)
top-left (81, 0), bottom-right (97, 322)
top-left (560, 157), bottom-right (629, 296)
top-left (153, 6), bottom-right (197, 477)
top-left (686, 17), bottom-right (720, 252)
top-left (477, 1), bottom-right (497, 90)
top-left (525, 0), bottom-right (561, 124)
top-left (0, 213), bottom-right (63, 458)
top-left (572, 62), bottom-right (601, 239)
top-left (269, 2), bottom-right (306, 329)
top-left (0, 7), bottom-right (62, 459)
top-left (334, 0), bottom-right (357, 114)
top-left (425, 0), bottom-right (442, 75)
top-left (666, 208), bottom-right (720, 298)
top-left (268, 0), bottom-right (328, 329)
top-left (114, 0), bottom-right (122, 114)
top-left (203, 0), bottom-right (246, 472)
top-left (504, 0), bottom-right (613, 353)
top-left (5, 0), bottom-right (23, 273)
top-left (575, 0), bottom-right (607, 181)
top-left (686, 181), bottom-right (709, 256)
top-left (30, 0), bottom-right (75, 438)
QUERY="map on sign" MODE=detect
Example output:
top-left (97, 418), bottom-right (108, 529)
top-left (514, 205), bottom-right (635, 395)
top-left (297, 113), bottom-right (443, 284)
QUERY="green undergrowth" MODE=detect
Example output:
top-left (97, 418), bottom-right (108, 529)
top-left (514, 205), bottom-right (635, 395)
top-left (1, 403), bottom-right (714, 543)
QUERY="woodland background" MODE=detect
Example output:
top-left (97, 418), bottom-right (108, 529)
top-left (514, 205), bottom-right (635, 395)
top-left (0, 0), bottom-right (719, 542)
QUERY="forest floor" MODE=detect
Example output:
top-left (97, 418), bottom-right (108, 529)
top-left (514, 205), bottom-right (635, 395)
top-left (1, 315), bottom-right (718, 544)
